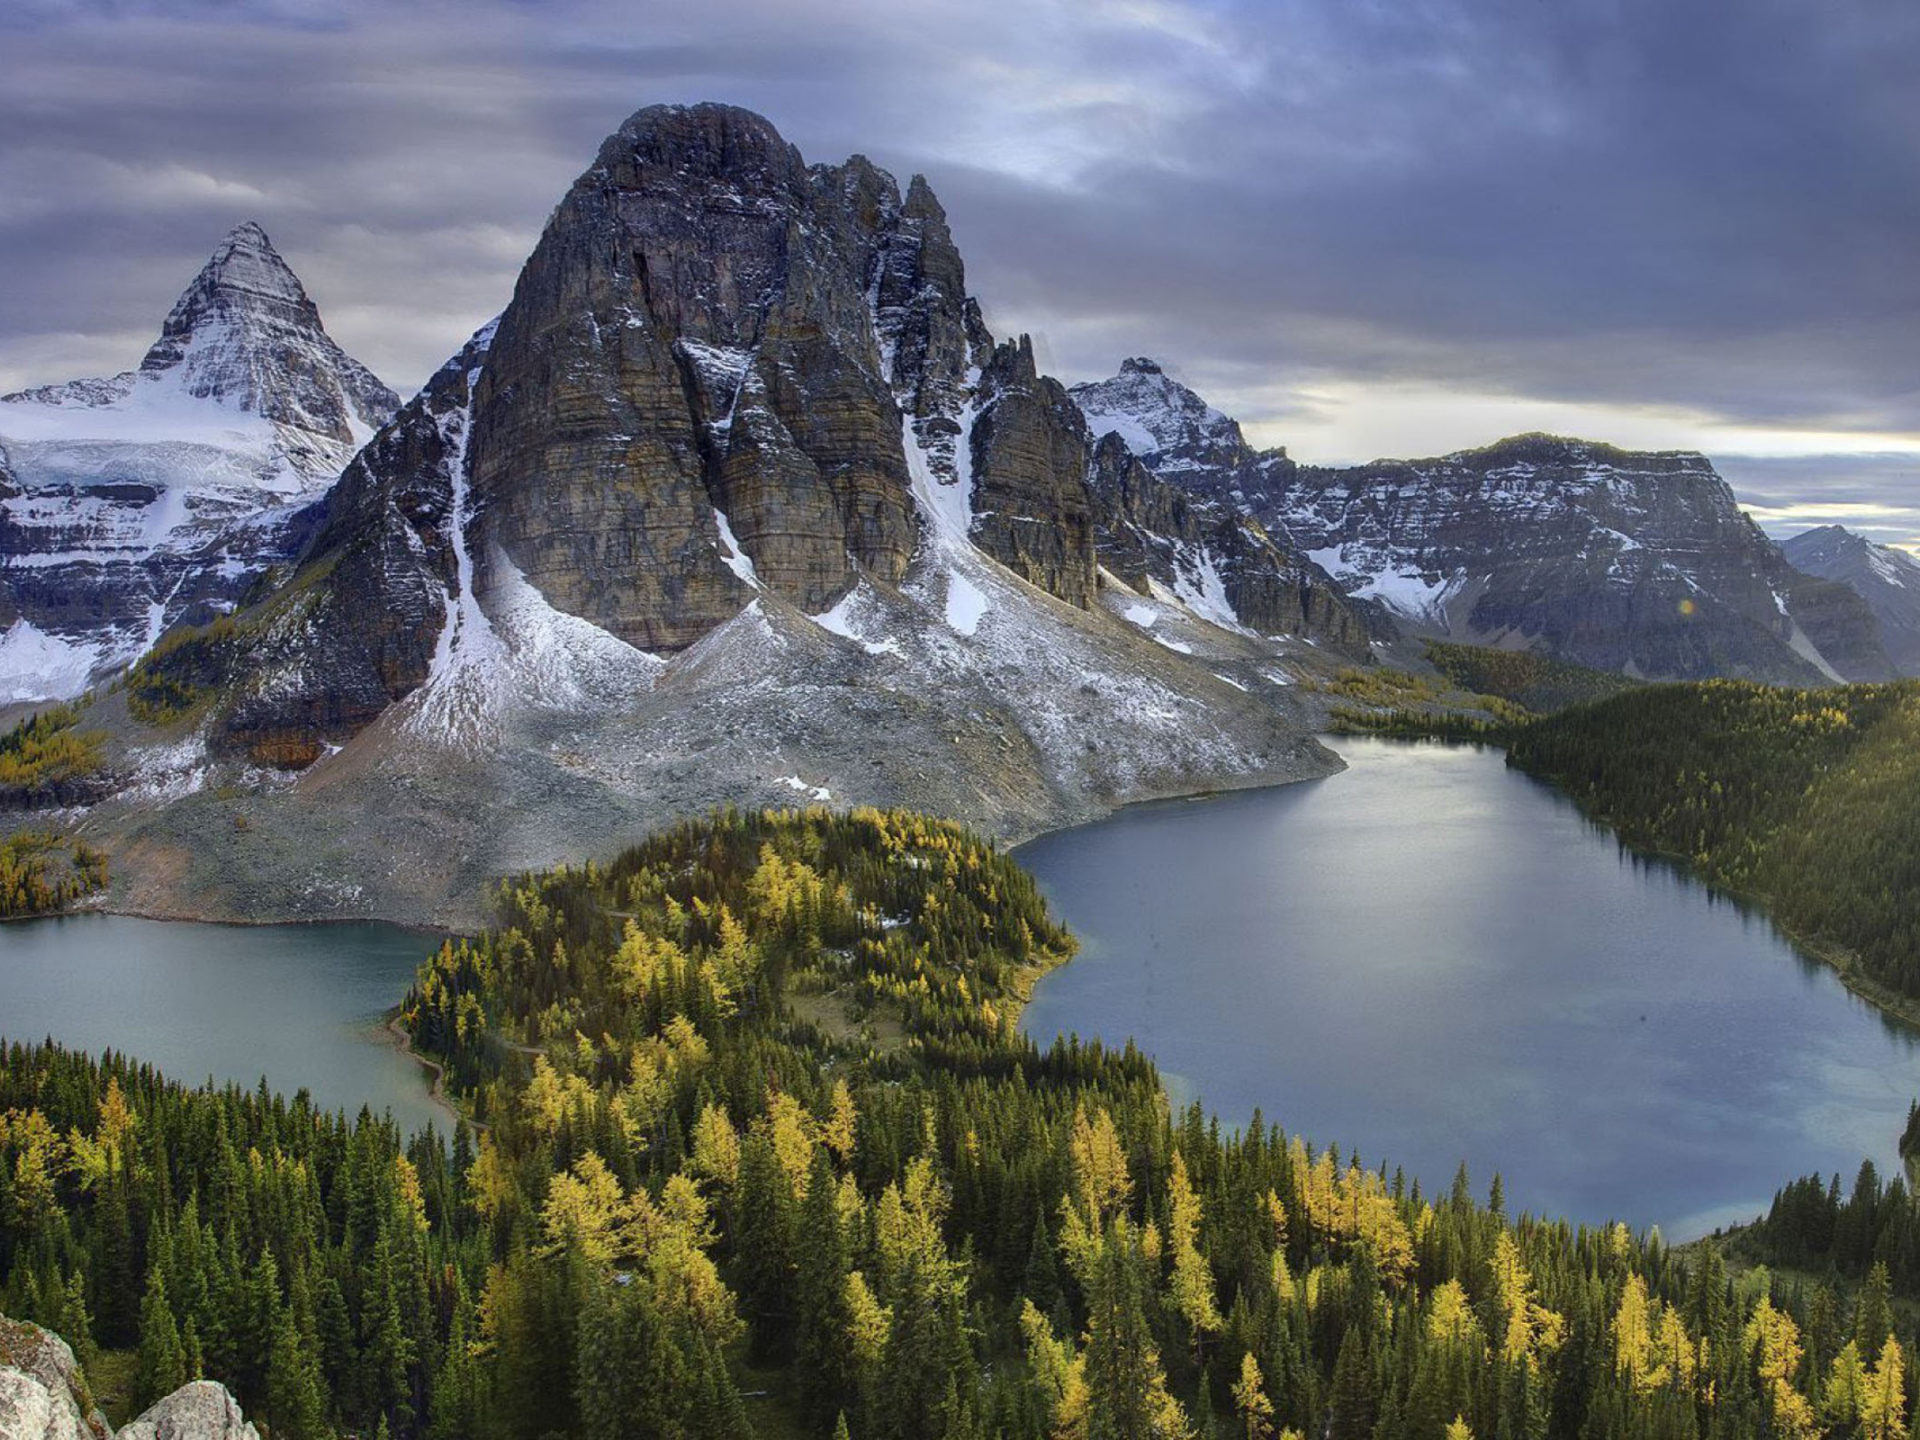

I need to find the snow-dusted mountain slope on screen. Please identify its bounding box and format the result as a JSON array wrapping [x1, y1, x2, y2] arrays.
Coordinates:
[[1783, 525, 1920, 676], [0, 223, 399, 703], [1068, 358, 1889, 684]]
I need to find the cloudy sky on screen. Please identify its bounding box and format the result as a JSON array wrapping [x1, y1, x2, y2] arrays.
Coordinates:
[[3, 0, 1916, 541]]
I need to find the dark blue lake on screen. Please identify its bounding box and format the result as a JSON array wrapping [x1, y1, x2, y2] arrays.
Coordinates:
[[1018, 736, 1920, 1239], [1, 915, 448, 1134]]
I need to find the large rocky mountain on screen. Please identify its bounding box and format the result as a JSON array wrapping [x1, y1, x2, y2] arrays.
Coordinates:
[[69, 104, 1360, 924], [0, 223, 399, 704], [1783, 525, 1920, 675], [1072, 362, 1890, 684]]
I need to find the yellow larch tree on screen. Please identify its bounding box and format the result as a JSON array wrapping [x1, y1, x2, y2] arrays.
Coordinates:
[[1862, 1335, 1910, 1440], [820, 1077, 858, 1163], [537, 1151, 627, 1263], [1745, 1296, 1819, 1440], [1612, 1274, 1660, 1391], [1828, 1340, 1867, 1430], [1428, 1279, 1482, 1353], [1490, 1232, 1565, 1364], [688, 1102, 741, 1187], [1022, 1300, 1090, 1440], [758, 1089, 815, 1197], [1231, 1351, 1275, 1440], [1166, 1152, 1222, 1346]]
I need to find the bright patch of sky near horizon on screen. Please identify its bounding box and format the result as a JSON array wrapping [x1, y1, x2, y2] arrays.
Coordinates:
[[0, 0, 1915, 540]]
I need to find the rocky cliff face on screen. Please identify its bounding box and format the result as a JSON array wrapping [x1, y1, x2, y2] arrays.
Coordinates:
[[1089, 434, 1369, 655], [471, 107, 917, 649], [969, 337, 1098, 607], [192, 329, 484, 767], [1073, 358, 1889, 685], [0, 224, 399, 703], [1784, 525, 1920, 676]]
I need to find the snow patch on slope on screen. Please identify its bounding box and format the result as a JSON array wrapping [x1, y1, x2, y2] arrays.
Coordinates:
[[778, 775, 833, 802], [1781, 622, 1845, 684], [1169, 544, 1247, 633], [712, 507, 762, 587], [944, 571, 988, 636], [0, 620, 106, 705], [903, 408, 976, 545], [399, 329, 662, 751], [811, 584, 901, 655]]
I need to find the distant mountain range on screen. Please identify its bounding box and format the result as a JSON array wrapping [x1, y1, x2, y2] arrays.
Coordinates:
[[0, 101, 1909, 923], [1070, 359, 1892, 686]]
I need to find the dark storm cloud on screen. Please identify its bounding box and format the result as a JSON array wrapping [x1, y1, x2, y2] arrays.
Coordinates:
[[0, 0, 1915, 467]]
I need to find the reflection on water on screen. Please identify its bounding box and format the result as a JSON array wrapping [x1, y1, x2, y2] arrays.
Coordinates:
[[1, 914, 448, 1134], [1018, 737, 1920, 1239]]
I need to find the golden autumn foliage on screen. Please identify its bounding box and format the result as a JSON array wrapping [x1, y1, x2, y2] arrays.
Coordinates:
[[1231, 1352, 1275, 1440], [1166, 1152, 1222, 1341], [1745, 1297, 1820, 1440]]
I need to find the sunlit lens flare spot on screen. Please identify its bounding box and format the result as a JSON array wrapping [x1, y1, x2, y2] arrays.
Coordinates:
[[1677, 598, 1697, 617]]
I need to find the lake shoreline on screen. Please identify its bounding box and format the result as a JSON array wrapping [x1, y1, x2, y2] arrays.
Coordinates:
[[66, 740, 1349, 930], [381, 1009, 468, 1132]]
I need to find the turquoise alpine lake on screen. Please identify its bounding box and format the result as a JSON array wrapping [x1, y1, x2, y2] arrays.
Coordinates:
[[0, 915, 448, 1135], [1018, 736, 1920, 1240]]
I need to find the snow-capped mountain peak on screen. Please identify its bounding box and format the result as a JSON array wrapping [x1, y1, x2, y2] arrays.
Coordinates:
[[138, 221, 397, 443], [1069, 356, 1259, 479], [0, 223, 401, 703]]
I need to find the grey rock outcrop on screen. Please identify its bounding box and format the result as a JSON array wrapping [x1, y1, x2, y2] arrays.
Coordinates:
[[0, 1315, 260, 1440], [116, 1383, 259, 1440], [1784, 525, 1920, 676], [0, 1317, 105, 1440]]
